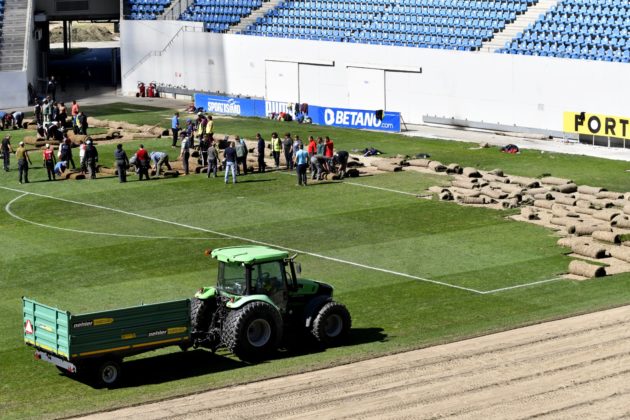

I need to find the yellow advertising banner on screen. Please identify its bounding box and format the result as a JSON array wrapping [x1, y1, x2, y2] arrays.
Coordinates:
[[563, 111, 630, 140]]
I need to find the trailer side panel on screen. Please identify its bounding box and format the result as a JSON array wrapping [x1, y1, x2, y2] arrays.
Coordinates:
[[69, 299, 191, 358]]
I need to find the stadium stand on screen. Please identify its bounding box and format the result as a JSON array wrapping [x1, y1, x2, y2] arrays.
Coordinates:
[[127, 0, 172, 20], [1, 0, 5, 35], [0, 0, 27, 71], [179, 0, 264, 33], [241, 0, 538, 50], [497, 0, 630, 62]]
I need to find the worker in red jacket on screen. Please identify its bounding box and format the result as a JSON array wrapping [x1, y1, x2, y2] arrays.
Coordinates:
[[42, 144, 56, 181], [135, 144, 150, 181], [306, 136, 318, 175], [324, 136, 334, 158]]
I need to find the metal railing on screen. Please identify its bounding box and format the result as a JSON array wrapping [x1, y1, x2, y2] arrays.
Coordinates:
[[122, 25, 201, 79]]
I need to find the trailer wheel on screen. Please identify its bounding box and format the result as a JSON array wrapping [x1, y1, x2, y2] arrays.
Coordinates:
[[222, 302, 283, 362], [96, 359, 122, 387], [311, 301, 351, 346]]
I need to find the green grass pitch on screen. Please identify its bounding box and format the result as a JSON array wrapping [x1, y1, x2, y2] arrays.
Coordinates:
[[1, 104, 630, 418]]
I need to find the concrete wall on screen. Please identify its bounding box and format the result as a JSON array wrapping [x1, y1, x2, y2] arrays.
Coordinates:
[[0, 72, 28, 109], [121, 20, 630, 132]]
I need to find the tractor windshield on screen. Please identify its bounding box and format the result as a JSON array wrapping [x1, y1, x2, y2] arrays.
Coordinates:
[[217, 262, 247, 295]]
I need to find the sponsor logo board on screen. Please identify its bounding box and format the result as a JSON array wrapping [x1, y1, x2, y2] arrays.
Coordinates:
[[313, 106, 400, 132], [194, 93, 400, 132], [563, 111, 630, 139]]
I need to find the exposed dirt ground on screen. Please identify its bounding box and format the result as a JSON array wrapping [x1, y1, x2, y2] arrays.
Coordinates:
[[80, 305, 630, 420], [49, 22, 118, 44]]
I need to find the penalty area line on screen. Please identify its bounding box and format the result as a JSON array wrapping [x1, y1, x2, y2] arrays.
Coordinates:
[[0, 186, 482, 295], [343, 181, 422, 197], [479, 277, 564, 294], [0, 186, 561, 295]]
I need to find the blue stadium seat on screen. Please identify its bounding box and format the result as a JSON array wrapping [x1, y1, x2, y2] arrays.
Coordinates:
[[500, 0, 630, 62], [238, 0, 539, 50], [124, 0, 172, 20]]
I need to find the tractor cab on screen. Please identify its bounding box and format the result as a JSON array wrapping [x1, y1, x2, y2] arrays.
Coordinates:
[[212, 246, 299, 312]]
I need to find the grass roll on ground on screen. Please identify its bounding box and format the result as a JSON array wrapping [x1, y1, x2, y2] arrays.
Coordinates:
[[568, 260, 606, 278]]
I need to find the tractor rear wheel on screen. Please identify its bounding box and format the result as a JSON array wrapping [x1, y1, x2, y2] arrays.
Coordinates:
[[222, 301, 283, 362], [311, 301, 351, 346]]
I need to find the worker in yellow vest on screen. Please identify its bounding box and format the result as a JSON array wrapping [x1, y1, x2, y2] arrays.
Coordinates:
[[271, 132, 281, 169]]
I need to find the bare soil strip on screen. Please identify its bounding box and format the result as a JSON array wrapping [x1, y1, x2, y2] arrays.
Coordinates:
[[79, 305, 630, 420]]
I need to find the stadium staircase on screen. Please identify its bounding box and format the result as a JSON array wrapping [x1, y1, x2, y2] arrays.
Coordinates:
[[481, 0, 560, 52], [231, 0, 283, 34], [160, 0, 194, 20], [0, 0, 27, 71]]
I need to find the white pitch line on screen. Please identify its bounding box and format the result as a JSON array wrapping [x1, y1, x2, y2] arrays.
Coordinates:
[[338, 181, 563, 293], [479, 277, 563, 294], [0, 186, 482, 294], [5, 194, 230, 241], [277, 170, 422, 197], [0, 186, 563, 295], [343, 181, 422, 196]]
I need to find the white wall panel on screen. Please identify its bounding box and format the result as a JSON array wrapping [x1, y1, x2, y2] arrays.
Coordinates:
[[385, 71, 422, 121], [265, 61, 298, 102], [120, 21, 630, 132], [347, 67, 384, 110]]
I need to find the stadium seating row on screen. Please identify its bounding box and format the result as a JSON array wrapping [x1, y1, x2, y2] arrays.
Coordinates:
[[195, 0, 260, 5], [178, 0, 263, 32], [517, 31, 630, 46], [130, 4, 165, 13], [243, 0, 536, 49], [126, 0, 172, 20], [265, 15, 501, 33], [255, 21, 493, 39], [122, 0, 630, 64], [205, 22, 231, 31], [272, 7, 517, 23], [181, 13, 242, 24], [529, 22, 630, 36], [498, 44, 630, 62], [187, 6, 252, 16], [127, 0, 169, 4], [497, 0, 630, 63], [249, 29, 483, 49], [128, 13, 158, 20]]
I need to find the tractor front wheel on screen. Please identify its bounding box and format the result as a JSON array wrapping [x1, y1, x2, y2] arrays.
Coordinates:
[[311, 301, 351, 346], [222, 302, 283, 362]]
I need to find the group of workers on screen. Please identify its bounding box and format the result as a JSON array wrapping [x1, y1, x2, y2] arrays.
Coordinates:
[[1, 133, 349, 187], [1, 104, 350, 186], [266, 132, 349, 185]]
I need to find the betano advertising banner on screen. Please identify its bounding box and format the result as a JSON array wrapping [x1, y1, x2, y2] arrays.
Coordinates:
[[563, 111, 630, 140], [309, 105, 400, 132], [194, 93, 401, 132]]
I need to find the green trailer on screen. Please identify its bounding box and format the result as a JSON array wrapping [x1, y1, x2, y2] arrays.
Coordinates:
[[22, 297, 191, 386], [22, 246, 352, 387]]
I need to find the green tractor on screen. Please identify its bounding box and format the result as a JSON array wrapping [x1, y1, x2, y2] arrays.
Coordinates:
[[190, 246, 352, 361]]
